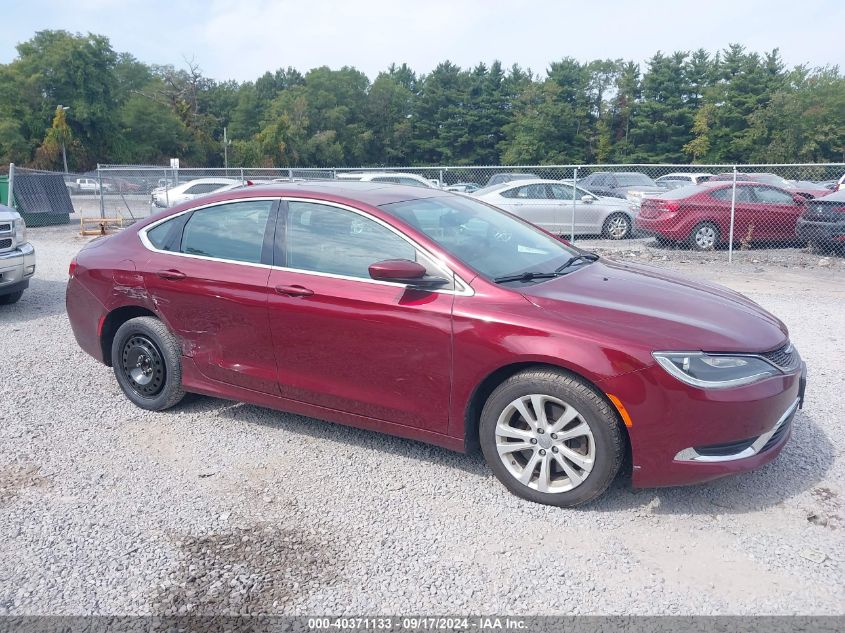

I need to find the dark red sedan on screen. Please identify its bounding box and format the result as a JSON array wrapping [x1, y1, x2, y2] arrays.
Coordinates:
[[66, 182, 806, 506], [636, 181, 807, 250]]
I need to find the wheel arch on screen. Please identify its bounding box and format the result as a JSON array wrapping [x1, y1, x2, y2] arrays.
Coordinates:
[[99, 305, 160, 366], [463, 361, 631, 457]]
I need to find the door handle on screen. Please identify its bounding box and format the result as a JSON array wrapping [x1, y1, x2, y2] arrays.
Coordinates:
[[156, 269, 186, 280], [275, 284, 314, 297]]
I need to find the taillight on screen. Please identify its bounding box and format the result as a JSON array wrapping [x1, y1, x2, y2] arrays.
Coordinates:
[[664, 200, 680, 212], [68, 258, 78, 278]]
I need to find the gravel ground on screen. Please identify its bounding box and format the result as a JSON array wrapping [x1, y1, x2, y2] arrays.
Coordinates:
[[0, 224, 843, 616]]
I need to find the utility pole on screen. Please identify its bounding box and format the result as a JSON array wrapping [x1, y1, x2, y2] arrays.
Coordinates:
[[223, 127, 231, 173], [57, 105, 70, 173]]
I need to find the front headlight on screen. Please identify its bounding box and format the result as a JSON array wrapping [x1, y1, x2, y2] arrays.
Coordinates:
[[13, 217, 26, 244], [653, 352, 780, 389]]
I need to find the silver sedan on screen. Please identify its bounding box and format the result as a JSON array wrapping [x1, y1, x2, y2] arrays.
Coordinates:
[[473, 179, 638, 239]]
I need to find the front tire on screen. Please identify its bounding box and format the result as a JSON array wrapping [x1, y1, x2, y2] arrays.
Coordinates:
[[111, 316, 185, 411], [479, 369, 625, 507], [603, 213, 632, 240], [0, 290, 23, 305]]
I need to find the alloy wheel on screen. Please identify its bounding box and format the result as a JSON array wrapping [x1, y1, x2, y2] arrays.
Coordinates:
[[606, 215, 630, 239], [495, 394, 595, 493]]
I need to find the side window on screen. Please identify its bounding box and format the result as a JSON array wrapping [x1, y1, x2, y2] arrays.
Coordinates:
[[180, 200, 273, 263], [398, 177, 425, 187], [145, 217, 183, 252], [184, 183, 224, 195], [503, 184, 547, 199], [285, 202, 445, 283], [371, 176, 401, 184], [591, 174, 607, 186], [548, 184, 578, 200], [753, 187, 794, 204], [710, 186, 754, 203]]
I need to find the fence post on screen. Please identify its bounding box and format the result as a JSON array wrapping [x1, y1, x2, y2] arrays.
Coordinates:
[[728, 165, 737, 263], [97, 163, 105, 219], [571, 167, 578, 243], [240, 168, 245, 186], [288, 168, 293, 182], [164, 169, 169, 208], [439, 169, 444, 188], [7, 163, 14, 209]]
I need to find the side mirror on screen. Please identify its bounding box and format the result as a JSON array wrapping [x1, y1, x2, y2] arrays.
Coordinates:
[[368, 259, 448, 288], [581, 195, 594, 203]]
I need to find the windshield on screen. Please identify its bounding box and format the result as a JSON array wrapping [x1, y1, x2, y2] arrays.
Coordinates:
[[381, 196, 579, 280], [615, 173, 656, 187]]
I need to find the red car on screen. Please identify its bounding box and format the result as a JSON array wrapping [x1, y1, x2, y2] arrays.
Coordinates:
[[66, 183, 806, 507], [708, 172, 829, 200], [636, 181, 807, 250]]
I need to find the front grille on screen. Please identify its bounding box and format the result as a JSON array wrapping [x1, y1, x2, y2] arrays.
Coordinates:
[[0, 223, 10, 232], [0, 238, 12, 250], [761, 342, 799, 370]]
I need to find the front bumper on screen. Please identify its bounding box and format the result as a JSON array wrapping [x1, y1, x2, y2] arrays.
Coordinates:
[[796, 217, 845, 243], [0, 243, 36, 295], [602, 358, 804, 488]]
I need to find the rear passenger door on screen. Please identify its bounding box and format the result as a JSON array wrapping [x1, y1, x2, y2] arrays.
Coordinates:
[[140, 198, 280, 394]]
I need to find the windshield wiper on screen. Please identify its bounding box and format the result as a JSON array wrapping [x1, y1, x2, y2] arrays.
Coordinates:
[[555, 252, 599, 273], [494, 253, 600, 284], [493, 271, 563, 284]]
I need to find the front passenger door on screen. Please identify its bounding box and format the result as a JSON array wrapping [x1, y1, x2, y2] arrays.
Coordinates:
[[266, 200, 454, 433]]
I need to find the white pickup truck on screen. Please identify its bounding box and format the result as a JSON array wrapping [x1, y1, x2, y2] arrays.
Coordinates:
[[66, 178, 112, 194], [0, 204, 36, 305]]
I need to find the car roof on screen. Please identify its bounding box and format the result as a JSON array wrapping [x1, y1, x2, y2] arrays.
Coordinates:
[[196, 180, 452, 207], [657, 172, 713, 178], [178, 177, 239, 186]]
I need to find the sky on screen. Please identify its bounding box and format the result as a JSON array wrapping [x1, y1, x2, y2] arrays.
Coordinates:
[[2, 0, 843, 81]]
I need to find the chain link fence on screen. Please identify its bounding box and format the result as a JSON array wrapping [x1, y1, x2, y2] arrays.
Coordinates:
[[10, 162, 845, 259]]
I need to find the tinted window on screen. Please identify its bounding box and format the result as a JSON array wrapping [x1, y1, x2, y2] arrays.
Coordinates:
[[181, 200, 273, 263], [382, 196, 578, 280], [184, 183, 226, 195], [753, 187, 795, 204], [398, 177, 428, 187], [710, 186, 754, 202], [614, 173, 655, 186], [286, 202, 435, 281], [548, 184, 588, 200], [370, 176, 401, 184], [146, 217, 181, 251], [500, 184, 548, 199]]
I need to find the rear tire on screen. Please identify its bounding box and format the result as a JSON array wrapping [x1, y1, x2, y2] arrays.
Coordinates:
[[0, 290, 23, 305], [690, 221, 720, 251], [603, 213, 632, 240], [111, 316, 185, 411], [479, 369, 625, 507]]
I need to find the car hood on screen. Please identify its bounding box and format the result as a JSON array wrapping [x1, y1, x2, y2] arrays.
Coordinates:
[[520, 259, 788, 353]]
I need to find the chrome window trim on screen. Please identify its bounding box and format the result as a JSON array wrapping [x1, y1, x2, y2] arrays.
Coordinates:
[[674, 397, 799, 463], [138, 197, 473, 296], [280, 197, 473, 296]]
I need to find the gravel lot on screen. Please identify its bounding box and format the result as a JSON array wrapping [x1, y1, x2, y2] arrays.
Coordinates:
[[1, 224, 843, 616]]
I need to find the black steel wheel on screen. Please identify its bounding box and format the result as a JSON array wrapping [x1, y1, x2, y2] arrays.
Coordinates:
[[111, 316, 185, 411], [121, 335, 166, 398]]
